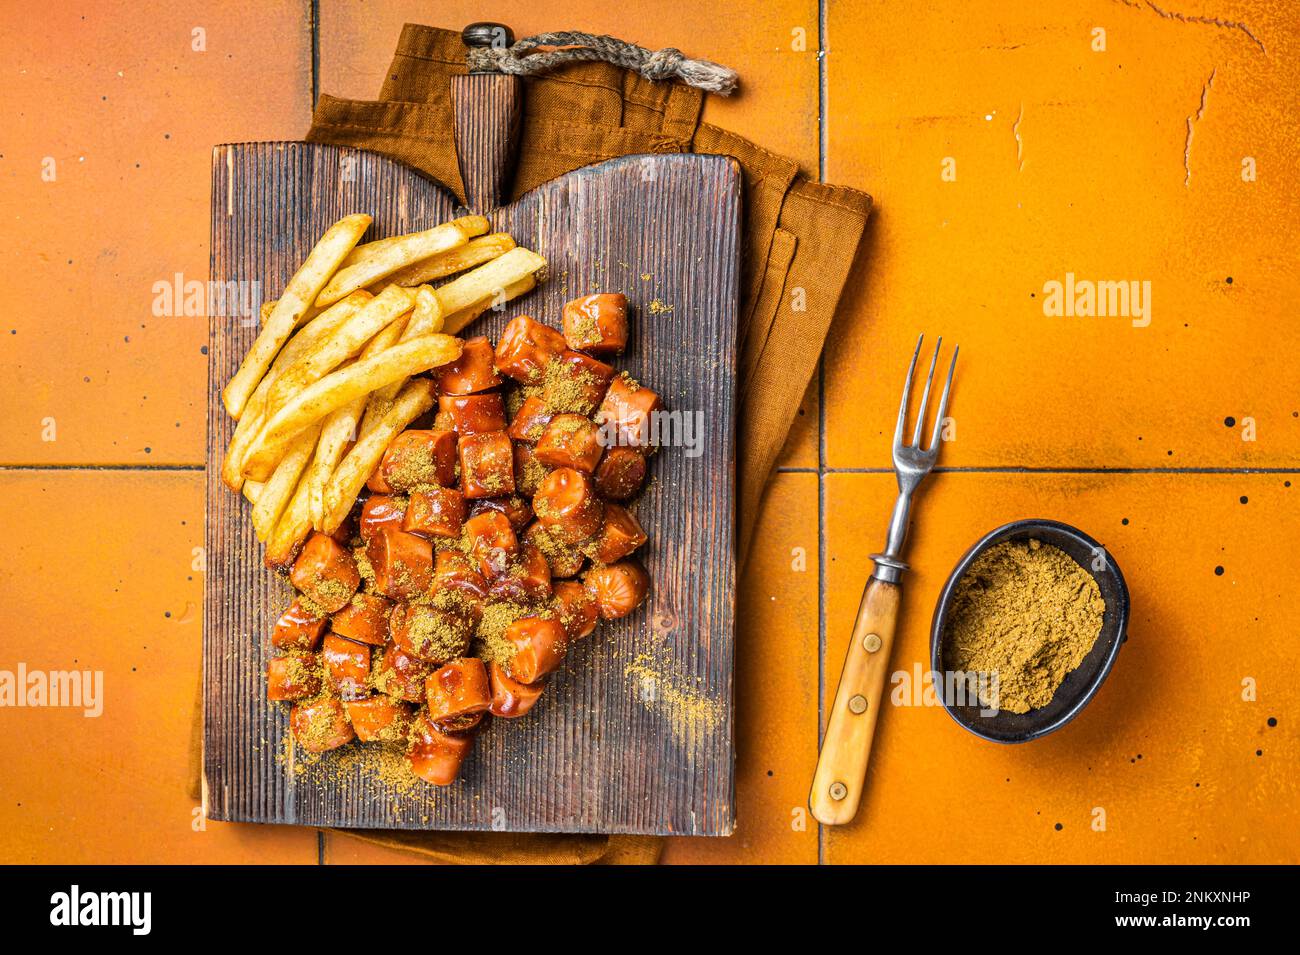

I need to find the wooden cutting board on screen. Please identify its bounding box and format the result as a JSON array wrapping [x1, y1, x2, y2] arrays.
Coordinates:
[[203, 140, 740, 834]]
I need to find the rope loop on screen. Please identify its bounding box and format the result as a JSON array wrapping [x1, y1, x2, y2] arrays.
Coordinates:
[[466, 30, 738, 95]]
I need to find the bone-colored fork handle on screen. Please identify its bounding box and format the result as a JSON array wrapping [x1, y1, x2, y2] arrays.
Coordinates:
[[809, 577, 900, 826]]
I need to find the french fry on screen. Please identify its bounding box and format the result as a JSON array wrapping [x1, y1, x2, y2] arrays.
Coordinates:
[[242, 479, 263, 504], [321, 379, 437, 534], [220, 291, 371, 491], [315, 222, 469, 307], [434, 247, 547, 325], [241, 334, 463, 481], [260, 298, 324, 327], [264, 284, 416, 417], [265, 470, 314, 570], [443, 275, 536, 335], [306, 397, 366, 529], [358, 285, 444, 438], [410, 284, 444, 335], [341, 215, 490, 269], [250, 422, 321, 541], [301, 317, 408, 528], [383, 233, 516, 288], [222, 213, 371, 418]]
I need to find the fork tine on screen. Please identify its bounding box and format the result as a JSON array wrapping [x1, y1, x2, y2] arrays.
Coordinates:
[[927, 345, 959, 453], [911, 337, 942, 447], [894, 335, 923, 447]]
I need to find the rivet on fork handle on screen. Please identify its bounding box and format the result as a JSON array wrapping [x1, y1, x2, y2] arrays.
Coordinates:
[[809, 335, 958, 827]]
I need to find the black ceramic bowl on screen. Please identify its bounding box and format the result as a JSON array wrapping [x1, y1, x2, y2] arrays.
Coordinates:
[[930, 519, 1129, 743]]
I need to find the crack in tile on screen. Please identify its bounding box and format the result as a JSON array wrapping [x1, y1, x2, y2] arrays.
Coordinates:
[[1113, 0, 1267, 54], [1183, 67, 1216, 188], [1012, 103, 1025, 172]]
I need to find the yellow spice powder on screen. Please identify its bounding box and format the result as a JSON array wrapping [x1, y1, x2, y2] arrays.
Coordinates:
[[942, 538, 1106, 714]]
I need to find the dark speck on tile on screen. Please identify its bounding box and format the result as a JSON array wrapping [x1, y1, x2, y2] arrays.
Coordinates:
[[1224, 416, 1235, 427], [1268, 717, 1277, 727], [1214, 565, 1224, 576]]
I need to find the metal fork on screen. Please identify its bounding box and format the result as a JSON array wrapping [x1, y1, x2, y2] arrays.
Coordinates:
[[809, 335, 958, 826]]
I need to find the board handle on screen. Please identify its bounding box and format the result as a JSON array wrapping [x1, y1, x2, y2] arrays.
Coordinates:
[[809, 577, 901, 825], [451, 22, 524, 213]]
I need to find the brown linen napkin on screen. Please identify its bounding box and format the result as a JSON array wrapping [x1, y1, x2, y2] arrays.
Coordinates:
[[193, 24, 871, 866]]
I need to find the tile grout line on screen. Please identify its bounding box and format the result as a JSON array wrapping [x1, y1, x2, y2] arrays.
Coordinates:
[[310, 0, 321, 108], [816, 0, 828, 868], [780, 465, 1300, 475], [0, 464, 205, 472]]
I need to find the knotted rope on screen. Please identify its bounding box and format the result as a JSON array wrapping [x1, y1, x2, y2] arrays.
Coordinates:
[[466, 30, 739, 95]]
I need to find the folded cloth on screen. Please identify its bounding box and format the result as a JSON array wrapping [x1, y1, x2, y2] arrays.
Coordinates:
[[194, 23, 871, 866]]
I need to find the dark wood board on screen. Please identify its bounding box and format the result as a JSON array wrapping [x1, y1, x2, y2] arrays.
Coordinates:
[[205, 142, 739, 835]]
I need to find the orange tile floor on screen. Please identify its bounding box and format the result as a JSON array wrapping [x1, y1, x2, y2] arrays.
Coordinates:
[[1, 1, 1294, 864]]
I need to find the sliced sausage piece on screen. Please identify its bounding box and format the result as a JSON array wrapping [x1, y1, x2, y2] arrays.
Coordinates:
[[375, 642, 433, 702], [289, 697, 356, 753], [345, 696, 414, 743], [322, 633, 370, 697], [507, 395, 554, 443], [493, 315, 567, 383], [534, 413, 604, 474], [267, 653, 322, 701], [524, 522, 585, 578], [488, 542, 552, 603], [424, 657, 492, 722], [533, 467, 603, 544], [553, 580, 599, 640], [489, 662, 546, 718], [271, 599, 327, 651], [366, 525, 433, 600], [380, 429, 458, 490], [435, 711, 484, 734], [513, 441, 549, 497], [439, 394, 506, 436], [366, 462, 393, 494], [596, 374, 662, 451], [463, 509, 519, 578], [290, 532, 361, 613], [359, 494, 407, 542], [435, 335, 502, 395], [403, 485, 466, 540], [504, 616, 569, 684], [329, 593, 392, 646], [584, 559, 650, 620], [590, 503, 648, 564], [562, 293, 628, 355], [469, 494, 533, 533], [542, 350, 615, 415], [459, 430, 516, 499], [432, 549, 487, 600], [390, 601, 475, 665], [594, 446, 647, 501], [406, 713, 476, 786]]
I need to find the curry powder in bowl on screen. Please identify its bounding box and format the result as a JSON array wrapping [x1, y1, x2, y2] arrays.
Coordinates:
[[930, 520, 1129, 743]]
